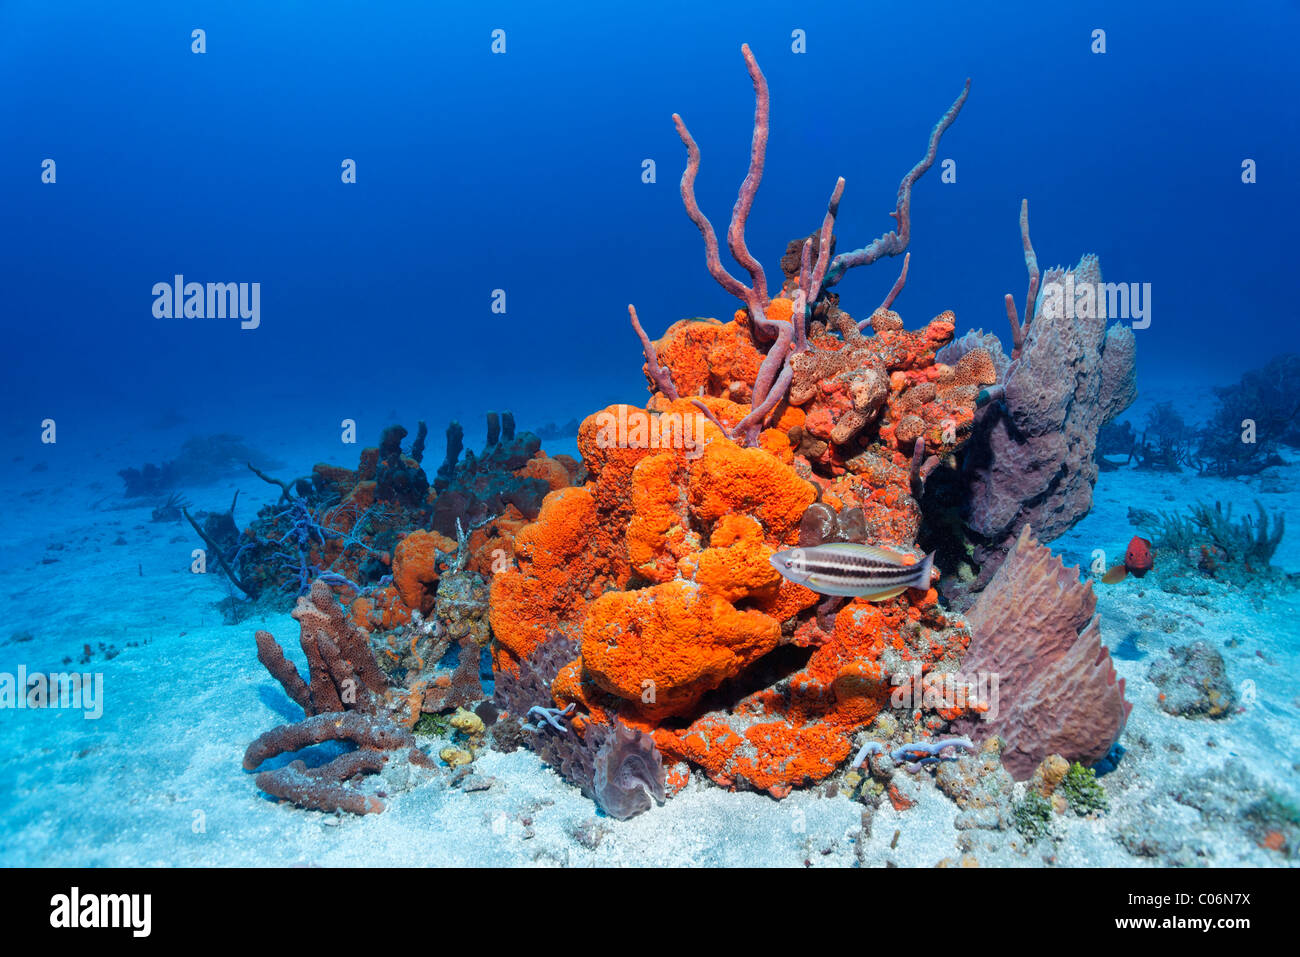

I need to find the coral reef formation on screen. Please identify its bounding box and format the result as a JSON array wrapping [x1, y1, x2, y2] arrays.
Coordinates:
[[953, 526, 1131, 779], [192, 416, 573, 606], [244, 566, 501, 813], [193, 424, 438, 603], [234, 45, 1139, 824], [491, 46, 991, 799], [1196, 353, 1299, 476], [244, 581, 440, 813], [429, 411, 571, 537], [236, 415, 586, 812], [119, 433, 281, 497]]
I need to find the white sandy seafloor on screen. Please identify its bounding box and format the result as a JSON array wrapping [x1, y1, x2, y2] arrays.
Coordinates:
[[1, 380, 1297, 868]]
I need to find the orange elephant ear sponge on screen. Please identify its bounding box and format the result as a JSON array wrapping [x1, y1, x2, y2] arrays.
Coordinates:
[[391, 529, 457, 613], [477, 54, 998, 798], [489, 485, 605, 666], [488, 365, 980, 795], [652, 316, 764, 402], [687, 440, 815, 545], [693, 514, 782, 603], [580, 579, 782, 723], [625, 452, 694, 584]]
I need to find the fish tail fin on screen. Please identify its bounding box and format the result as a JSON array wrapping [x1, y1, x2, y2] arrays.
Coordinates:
[[915, 551, 936, 590]]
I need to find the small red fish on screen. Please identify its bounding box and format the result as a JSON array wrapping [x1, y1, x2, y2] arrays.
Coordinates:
[[1102, 536, 1154, 583]]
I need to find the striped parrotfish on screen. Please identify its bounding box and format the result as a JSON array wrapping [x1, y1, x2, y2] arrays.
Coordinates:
[[769, 543, 935, 600]]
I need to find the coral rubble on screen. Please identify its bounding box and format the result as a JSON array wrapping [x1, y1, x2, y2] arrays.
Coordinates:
[[1148, 641, 1236, 719]]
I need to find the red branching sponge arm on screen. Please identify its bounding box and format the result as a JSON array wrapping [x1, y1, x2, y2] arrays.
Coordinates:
[[733, 353, 794, 442], [1006, 198, 1040, 360], [727, 43, 771, 307], [673, 110, 767, 323], [879, 251, 910, 312], [628, 304, 679, 400], [806, 177, 845, 307], [824, 78, 971, 287], [673, 44, 787, 332], [854, 251, 912, 332], [793, 238, 813, 350], [1020, 198, 1040, 324], [1004, 293, 1024, 359], [690, 399, 731, 435], [735, 295, 800, 441]]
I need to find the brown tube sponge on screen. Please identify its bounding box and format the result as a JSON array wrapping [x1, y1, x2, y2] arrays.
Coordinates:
[[243, 710, 420, 771], [255, 753, 389, 815], [290, 580, 390, 715], [243, 710, 434, 815], [254, 629, 311, 712]]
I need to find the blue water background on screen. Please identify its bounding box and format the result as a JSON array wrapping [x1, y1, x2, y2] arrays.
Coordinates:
[[2, 0, 1296, 458]]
